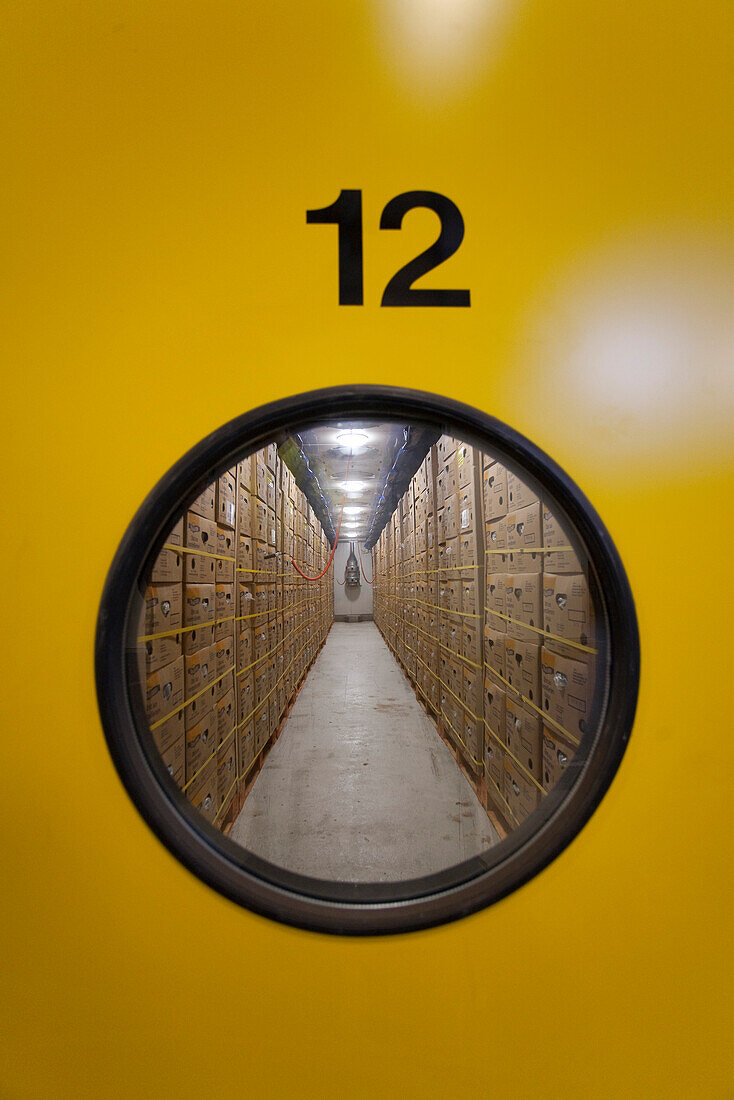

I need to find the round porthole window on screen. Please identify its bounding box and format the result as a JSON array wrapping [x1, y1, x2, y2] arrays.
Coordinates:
[[96, 386, 639, 934]]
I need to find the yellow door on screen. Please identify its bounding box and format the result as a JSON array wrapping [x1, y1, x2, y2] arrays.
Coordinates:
[[2, 2, 731, 1096]]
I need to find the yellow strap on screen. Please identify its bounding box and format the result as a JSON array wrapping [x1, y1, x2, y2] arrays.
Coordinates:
[[183, 718, 238, 794], [150, 663, 236, 730], [138, 614, 236, 643], [237, 624, 299, 677], [483, 606, 598, 655], [164, 542, 234, 563], [438, 678, 481, 725], [482, 721, 545, 794], [377, 593, 481, 621], [412, 623, 482, 670], [485, 770, 519, 825], [483, 662, 581, 748], [212, 774, 239, 822], [440, 709, 484, 769]]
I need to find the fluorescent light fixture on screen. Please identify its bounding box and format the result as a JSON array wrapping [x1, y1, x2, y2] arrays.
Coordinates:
[[343, 506, 364, 515], [342, 481, 365, 494], [336, 428, 369, 453]]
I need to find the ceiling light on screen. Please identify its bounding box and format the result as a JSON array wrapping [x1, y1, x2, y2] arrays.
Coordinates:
[[343, 506, 363, 515], [342, 481, 365, 493], [336, 429, 369, 453]]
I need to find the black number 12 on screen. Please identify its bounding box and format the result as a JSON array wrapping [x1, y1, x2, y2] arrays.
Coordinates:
[[306, 189, 470, 307]]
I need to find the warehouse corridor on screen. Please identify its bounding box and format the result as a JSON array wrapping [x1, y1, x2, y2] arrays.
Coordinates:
[[230, 622, 499, 881]]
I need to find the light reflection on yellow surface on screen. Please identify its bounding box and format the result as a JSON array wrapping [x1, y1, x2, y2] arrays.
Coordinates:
[[515, 235, 734, 471], [374, 0, 512, 92]]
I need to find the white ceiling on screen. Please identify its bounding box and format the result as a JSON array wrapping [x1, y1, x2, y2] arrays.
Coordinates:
[[296, 421, 406, 540]]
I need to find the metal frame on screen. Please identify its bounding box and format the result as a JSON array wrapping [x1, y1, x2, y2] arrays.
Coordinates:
[[95, 385, 640, 936]]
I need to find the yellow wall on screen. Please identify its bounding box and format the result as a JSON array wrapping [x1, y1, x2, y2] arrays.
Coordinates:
[[2, 2, 731, 1095]]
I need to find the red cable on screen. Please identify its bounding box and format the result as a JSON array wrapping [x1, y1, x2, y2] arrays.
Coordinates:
[[290, 453, 351, 582], [356, 539, 373, 584]]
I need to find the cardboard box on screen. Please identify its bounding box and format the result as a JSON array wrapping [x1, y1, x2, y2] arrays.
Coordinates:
[[504, 757, 541, 824], [144, 583, 182, 636], [216, 735, 238, 803], [504, 638, 541, 705], [238, 486, 252, 536], [483, 462, 508, 520], [237, 720, 255, 778], [151, 518, 184, 584], [215, 582, 234, 626], [542, 505, 584, 574], [185, 708, 216, 781], [456, 442, 477, 488], [541, 648, 593, 742], [506, 469, 539, 510], [214, 633, 234, 678], [443, 493, 459, 540], [160, 730, 185, 787], [505, 573, 543, 644], [255, 459, 267, 503], [485, 517, 509, 571], [184, 681, 217, 731], [216, 469, 236, 529], [182, 624, 214, 654], [542, 726, 577, 792], [145, 655, 184, 725], [183, 549, 216, 584], [144, 633, 182, 675], [215, 524, 235, 581], [253, 703, 270, 752], [237, 580, 255, 619], [458, 481, 479, 534], [266, 468, 276, 511], [189, 483, 216, 521], [462, 664, 482, 719], [184, 643, 215, 699], [184, 584, 215, 628], [437, 435, 458, 464], [460, 577, 479, 617], [253, 499, 268, 541], [215, 688, 235, 745], [152, 706, 185, 757], [463, 708, 483, 762], [459, 531, 481, 568], [237, 670, 255, 726], [483, 677, 506, 742], [505, 696, 542, 779], [186, 756, 219, 824], [484, 628, 506, 681], [484, 735, 505, 800], [214, 667, 234, 705], [462, 619, 482, 665], [238, 456, 254, 493], [185, 511, 217, 555], [485, 573, 508, 633], [543, 573, 595, 652], [507, 501, 543, 574]]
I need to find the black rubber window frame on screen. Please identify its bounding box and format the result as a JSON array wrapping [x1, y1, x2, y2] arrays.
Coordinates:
[[95, 385, 639, 936]]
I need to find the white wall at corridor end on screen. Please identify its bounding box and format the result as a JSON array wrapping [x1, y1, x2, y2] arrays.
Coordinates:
[[333, 540, 373, 618]]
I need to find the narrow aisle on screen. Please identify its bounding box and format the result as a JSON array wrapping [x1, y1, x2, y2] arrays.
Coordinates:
[[230, 622, 500, 881]]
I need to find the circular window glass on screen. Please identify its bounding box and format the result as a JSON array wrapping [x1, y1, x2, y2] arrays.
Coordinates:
[[96, 386, 639, 934]]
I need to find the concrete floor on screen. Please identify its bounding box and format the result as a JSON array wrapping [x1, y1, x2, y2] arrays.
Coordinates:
[[230, 622, 500, 881]]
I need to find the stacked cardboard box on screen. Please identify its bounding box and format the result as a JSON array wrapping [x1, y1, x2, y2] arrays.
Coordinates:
[[374, 436, 597, 833], [374, 437, 485, 780], [140, 445, 334, 832]]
